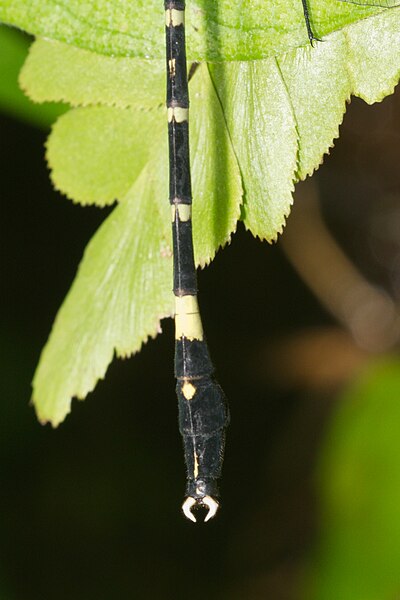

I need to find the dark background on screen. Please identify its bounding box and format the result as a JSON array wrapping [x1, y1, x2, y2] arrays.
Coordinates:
[[1, 59, 399, 599]]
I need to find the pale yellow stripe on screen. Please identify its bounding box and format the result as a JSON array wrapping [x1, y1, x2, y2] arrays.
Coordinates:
[[167, 107, 189, 123], [177, 204, 191, 221], [175, 295, 204, 341], [171, 204, 191, 222], [182, 381, 196, 400], [168, 58, 176, 77], [165, 8, 185, 27], [193, 452, 199, 477]]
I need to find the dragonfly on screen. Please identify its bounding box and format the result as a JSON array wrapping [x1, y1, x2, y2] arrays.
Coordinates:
[[164, 0, 399, 523]]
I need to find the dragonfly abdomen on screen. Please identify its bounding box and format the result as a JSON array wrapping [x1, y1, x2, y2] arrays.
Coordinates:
[[165, 0, 229, 523]]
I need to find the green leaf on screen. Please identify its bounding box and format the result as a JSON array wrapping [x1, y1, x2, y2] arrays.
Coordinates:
[[305, 360, 400, 600], [344, 8, 400, 103], [32, 64, 242, 424], [209, 8, 400, 239], [20, 40, 165, 109], [46, 106, 165, 206], [283, 9, 400, 175], [210, 60, 298, 240], [189, 65, 243, 266], [0, 25, 65, 126], [0, 0, 387, 61], [45, 63, 242, 260], [33, 160, 173, 426]]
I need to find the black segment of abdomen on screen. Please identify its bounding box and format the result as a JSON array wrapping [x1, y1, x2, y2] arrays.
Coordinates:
[[177, 375, 230, 499], [168, 121, 191, 202], [166, 23, 189, 108], [172, 217, 197, 295], [175, 338, 214, 379]]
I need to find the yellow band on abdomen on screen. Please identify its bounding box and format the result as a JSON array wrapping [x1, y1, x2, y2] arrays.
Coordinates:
[[165, 8, 184, 27], [175, 295, 204, 341]]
